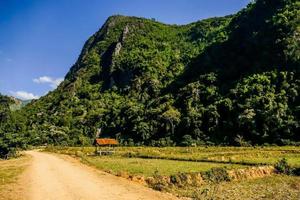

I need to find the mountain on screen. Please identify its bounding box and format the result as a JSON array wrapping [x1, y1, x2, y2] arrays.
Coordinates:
[[20, 0, 300, 146], [178, 0, 300, 84]]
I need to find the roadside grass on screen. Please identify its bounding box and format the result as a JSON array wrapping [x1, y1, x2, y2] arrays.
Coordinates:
[[0, 155, 29, 193]]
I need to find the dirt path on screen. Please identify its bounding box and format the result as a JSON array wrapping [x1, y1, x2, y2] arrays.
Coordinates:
[[23, 151, 178, 200]]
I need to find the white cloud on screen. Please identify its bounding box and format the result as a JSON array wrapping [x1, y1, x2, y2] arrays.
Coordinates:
[[10, 91, 39, 100], [33, 76, 52, 83], [33, 76, 64, 89]]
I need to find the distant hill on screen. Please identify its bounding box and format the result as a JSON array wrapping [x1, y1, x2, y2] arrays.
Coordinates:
[[19, 0, 299, 146], [8, 97, 31, 111]]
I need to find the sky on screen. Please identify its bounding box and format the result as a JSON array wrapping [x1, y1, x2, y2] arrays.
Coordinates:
[[0, 0, 250, 100]]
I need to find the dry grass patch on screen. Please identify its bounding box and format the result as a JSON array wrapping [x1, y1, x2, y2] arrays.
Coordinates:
[[0, 155, 30, 200], [215, 175, 300, 200], [166, 175, 300, 200]]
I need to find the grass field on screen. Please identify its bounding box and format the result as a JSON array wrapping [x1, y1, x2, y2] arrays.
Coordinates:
[[0, 156, 28, 187], [46, 146, 300, 166], [45, 146, 300, 199], [80, 156, 243, 177]]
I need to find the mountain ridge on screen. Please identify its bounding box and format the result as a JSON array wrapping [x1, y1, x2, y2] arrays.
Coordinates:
[[8, 0, 300, 148]]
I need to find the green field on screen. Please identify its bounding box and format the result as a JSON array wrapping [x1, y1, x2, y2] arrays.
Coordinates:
[[46, 146, 300, 167], [80, 156, 243, 177]]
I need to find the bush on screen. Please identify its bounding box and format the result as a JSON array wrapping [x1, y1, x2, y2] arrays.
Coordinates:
[[293, 167, 300, 176], [0, 145, 17, 159], [234, 135, 252, 147], [170, 173, 191, 186], [180, 135, 195, 147], [202, 167, 230, 183], [274, 158, 293, 175], [280, 139, 300, 146], [149, 137, 175, 147]]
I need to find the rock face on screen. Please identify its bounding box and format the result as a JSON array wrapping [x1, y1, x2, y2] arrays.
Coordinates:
[[21, 0, 300, 146]]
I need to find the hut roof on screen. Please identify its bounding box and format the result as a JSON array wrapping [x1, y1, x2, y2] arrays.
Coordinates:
[[95, 138, 118, 146]]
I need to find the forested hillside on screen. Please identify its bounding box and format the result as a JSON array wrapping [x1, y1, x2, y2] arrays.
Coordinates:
[[1, 0, 299, 154], [0, 94, 26, 158]]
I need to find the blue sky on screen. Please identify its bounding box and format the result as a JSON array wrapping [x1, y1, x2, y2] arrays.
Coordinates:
[[0, 0, 250, 100]]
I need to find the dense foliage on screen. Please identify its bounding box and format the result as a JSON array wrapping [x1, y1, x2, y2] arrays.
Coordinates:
[[1, 0, 299, 155], [0, 95, 27, 158]]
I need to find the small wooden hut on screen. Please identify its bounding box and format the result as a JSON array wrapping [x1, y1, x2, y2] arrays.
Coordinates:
[[93, 128, 119, 155], [94, 138, 118, 155], [94, 138, 118, 146]]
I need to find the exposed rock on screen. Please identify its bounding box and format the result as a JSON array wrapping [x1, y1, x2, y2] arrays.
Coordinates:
[[122, 25, 130, 42], [130, 175, 146, 184], [145, 177, 156, 185], [113, 42, 122, 57], [116, 171, 129, 179]]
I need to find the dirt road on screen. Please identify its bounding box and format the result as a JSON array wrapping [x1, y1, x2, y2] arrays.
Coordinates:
[[23, 151, 178, 200]]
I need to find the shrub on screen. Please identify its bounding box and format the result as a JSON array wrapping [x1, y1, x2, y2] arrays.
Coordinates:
[[149, 137, 175, 147], [170, 173, 191, 187], [0, 145, 18, 159], [234, 135, 252, 147], [149, 170, 170, 191], [180, 135, 195, 147], [280, 139, 300, 146], [274, 158, 293, 175], [202, 167, 230, 183], [292, 167, 300, 176]]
